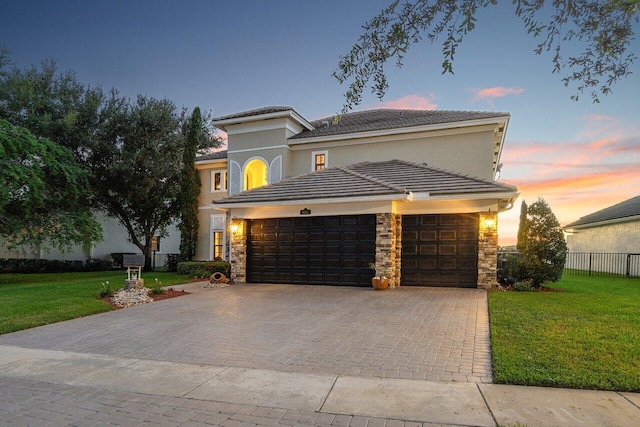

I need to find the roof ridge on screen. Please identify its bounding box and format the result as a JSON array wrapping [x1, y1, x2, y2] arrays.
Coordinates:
[[339, 163, 407, 194]]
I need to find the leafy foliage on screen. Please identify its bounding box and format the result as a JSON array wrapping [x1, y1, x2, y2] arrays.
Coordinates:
[[179, 107, 203, 261], [0, 120, 102, 250], [334, 0, 639, 111], [516, 200, 528, 252], [518, 197, 567, 287], [0, 51, 221, 270]]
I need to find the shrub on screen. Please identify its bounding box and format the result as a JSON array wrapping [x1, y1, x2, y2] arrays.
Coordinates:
[[149, 278, 165, 295], [99, 281, 114, 297], [176, 261, 231, 277], [165, 253, 183, 272], [0, 258, 112, 274], [517, 198, 567, 287], [503, 254, 520, 279]]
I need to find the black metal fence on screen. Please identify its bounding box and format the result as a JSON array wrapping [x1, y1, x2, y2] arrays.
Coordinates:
[[497, 252, 640, 278], [564, 252, 640, 278]]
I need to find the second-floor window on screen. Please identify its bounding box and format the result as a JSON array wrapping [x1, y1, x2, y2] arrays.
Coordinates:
[[212, 171, 227, 192], [313, 151, 327, 171]]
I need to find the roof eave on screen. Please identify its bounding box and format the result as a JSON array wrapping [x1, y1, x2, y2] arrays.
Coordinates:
[[288, 115, 511, 145], [195, 158, 227, 167], [213, 109, 314, 132], [564, 214, 640, 231], [213, 192, 408, 209], [412, 191, 519, 211]]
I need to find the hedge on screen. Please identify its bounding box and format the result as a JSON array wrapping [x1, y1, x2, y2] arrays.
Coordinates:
[[0, 258, 112, 274], [176, 261, 231, 278]]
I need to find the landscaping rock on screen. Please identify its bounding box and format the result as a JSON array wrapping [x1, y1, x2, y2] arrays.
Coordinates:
[[111, 288, 153, 308]]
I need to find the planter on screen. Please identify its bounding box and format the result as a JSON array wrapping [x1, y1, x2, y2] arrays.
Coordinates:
[[371, 277, 389, 291]]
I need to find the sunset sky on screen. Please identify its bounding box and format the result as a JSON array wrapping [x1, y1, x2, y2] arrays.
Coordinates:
[[2, 0, 639, 245]]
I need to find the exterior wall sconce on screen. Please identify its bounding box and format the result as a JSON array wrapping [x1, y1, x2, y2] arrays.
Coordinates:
[[484, 210, 496, 229], [230, 217, 241, 236]]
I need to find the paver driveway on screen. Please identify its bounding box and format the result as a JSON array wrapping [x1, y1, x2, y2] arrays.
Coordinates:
[[0, 283, 492, 383]]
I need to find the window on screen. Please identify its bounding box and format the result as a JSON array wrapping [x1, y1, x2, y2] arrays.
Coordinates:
[[211, 171, 227, 192], [244, 159, 268, 190], [210, 215, 226, 260], [212, 231, 224, 260], [312, 151, 328, 171]]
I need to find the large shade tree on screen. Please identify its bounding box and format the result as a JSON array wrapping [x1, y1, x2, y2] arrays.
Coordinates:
[[0, 120, 101, 251], [0, 50, 220, 269], [334, 0, 640, 111]]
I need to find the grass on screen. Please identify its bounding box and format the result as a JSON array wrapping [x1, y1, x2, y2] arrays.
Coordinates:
[[489, 275, 640, 392], [0, 271, 192, 335]]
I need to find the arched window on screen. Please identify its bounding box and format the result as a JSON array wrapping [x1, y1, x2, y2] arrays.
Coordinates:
[[244, 158, 268, 190]]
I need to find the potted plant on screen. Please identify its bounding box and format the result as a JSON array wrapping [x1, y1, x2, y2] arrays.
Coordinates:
[[369, 263, 389, 291]]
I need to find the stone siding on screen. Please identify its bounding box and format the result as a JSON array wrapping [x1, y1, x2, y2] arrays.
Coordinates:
[[477, 212, 498, 289], [230, 219, 247, 284], [375, 213, 401, 288]]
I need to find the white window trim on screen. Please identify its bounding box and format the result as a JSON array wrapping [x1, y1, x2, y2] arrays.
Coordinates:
[[209, 214, 227, 260], [312, 150, 328, 171], [211, 170, 228, 193]]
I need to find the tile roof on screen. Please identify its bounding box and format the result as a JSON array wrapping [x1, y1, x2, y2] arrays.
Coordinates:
[[214, 159, 517, 205], [289, 109, 509, 140], [196, 150, 228, 161], [565, 195, 640, 228]]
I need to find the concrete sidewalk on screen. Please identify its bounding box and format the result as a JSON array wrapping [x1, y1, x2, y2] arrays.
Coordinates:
[[2, 345, 640, 426]]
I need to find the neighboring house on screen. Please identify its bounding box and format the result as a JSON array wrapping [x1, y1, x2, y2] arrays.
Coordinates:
[[196, 106, 519, 288], [0, 212, 181, 266], [564, 196, 640, 254]]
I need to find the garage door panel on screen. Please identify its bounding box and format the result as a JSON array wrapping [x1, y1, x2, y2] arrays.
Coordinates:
[[248, 215, 375, 286], [402, 214, 478, 288], [420, 244, 437, 255], [439, 230, 457, 240], [439, 244, 457, 255], [419, 229, 437, 239]]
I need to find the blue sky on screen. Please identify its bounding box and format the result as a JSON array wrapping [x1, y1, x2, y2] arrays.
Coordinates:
[[2, 0, 639, 244]]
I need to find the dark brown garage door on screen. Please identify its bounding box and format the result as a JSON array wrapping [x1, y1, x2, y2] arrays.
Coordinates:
[[402, 214, 478, 287], [247, 215, 376, 286]]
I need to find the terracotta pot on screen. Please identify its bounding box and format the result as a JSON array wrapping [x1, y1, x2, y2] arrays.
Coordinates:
[[372, 277, 389, 291]]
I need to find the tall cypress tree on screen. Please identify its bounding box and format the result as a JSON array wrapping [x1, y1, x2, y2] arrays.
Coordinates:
[[179, 107, 202, 261], [516, 200, 528, 252]]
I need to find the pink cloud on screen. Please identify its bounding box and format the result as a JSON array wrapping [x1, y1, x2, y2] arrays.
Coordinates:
[[376, 94, 437, 110], [471, 86, 524, 104], [497, 116, 640, 246]]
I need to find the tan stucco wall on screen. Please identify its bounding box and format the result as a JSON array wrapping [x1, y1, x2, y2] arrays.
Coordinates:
[[289, 126, 496, 180], [566, 220, 640, 253], [195, 160, 229, 260], [228, 128, 287, 158]]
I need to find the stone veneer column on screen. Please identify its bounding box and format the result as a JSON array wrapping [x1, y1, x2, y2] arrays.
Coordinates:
[[376, 213, 400, 288], [230, 219, 247, 284], [394, 214, 402, 287], [477, 211, 498, 289]]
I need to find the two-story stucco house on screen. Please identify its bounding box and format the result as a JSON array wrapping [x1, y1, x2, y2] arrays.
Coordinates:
[[196, 106, 519, 289]]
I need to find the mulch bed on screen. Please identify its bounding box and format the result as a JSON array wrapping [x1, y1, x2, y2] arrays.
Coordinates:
[[98, 288, 190, 310]]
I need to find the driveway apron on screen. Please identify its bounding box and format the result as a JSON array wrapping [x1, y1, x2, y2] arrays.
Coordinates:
[[0, 283, 492, 383]]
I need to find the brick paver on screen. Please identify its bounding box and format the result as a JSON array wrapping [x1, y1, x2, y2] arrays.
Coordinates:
[[0, 284, 492, 383]]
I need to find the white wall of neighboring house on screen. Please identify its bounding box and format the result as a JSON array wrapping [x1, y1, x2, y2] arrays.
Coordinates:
[[566, 220, 640, 254], [0, 212, 182, 267]]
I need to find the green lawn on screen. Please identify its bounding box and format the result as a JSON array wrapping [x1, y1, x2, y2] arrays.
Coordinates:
[[0, 271, 192, 335], [489, 275, 640, 392]]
